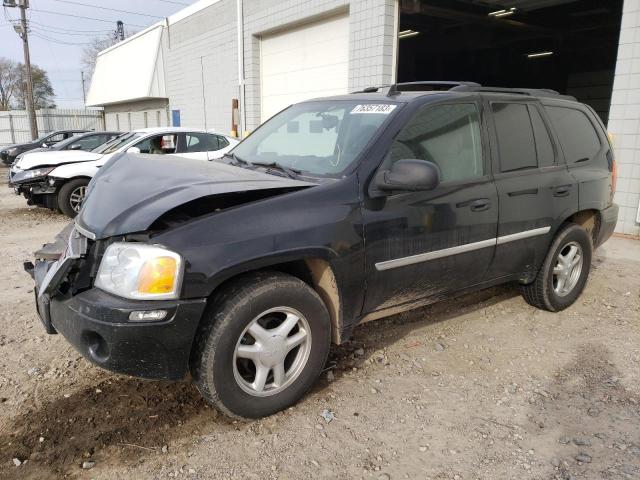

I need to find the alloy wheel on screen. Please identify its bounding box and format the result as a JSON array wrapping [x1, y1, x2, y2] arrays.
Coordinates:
[[552, 241, 583, 297], [233, 307, 312, 397], [69, 185, 86, 213]]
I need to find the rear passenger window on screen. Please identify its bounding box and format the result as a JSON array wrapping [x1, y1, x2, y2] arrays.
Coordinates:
[[390, 103, 483, 183], [545, 106, 601, 163], [492, 103, 537, 172], [217, 135, 229, 149], [528, 106, 555, 167]]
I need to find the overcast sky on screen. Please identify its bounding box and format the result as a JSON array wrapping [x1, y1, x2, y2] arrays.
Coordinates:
[[0, 0, 197, 109]]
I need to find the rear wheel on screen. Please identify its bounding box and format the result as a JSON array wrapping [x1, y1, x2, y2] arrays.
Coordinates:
[[521, 224, 592, 311], [191, 271, 331, 419], [58, 178, 89, 218]]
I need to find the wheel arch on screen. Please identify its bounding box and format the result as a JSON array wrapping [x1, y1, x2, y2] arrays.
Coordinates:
[[198, 253, 344, 346], [557, 208, 601, 245]]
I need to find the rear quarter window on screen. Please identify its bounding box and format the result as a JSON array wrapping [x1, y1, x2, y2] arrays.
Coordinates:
[[545, 106, 601, 163]]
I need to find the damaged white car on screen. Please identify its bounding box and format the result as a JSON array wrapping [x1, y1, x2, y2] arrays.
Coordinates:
[[10, 127, 238, 218]]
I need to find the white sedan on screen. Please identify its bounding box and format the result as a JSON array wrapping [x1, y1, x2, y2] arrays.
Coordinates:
[[10, 127, 239, 218]]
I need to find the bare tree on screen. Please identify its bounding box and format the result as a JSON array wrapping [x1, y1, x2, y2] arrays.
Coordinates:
[[0, 58, 20, 111], [0, 58, 55, 110]]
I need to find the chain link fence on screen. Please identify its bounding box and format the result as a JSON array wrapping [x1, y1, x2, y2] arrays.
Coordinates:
[[0, 109, 105, 148]]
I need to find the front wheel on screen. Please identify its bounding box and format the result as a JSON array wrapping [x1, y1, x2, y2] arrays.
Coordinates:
[[57, 178, 89, 218], [521, 223, 593, 311], [191, 271, 331, 419]]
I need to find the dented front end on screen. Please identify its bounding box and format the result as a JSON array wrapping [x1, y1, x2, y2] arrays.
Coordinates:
[[27, 154, 323, 379], [29, 219, 209, 380]]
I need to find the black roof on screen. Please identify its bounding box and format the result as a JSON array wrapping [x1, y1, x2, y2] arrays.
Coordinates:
[[346, 81, 577, 102]]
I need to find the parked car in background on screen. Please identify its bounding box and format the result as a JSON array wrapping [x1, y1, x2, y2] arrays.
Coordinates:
[[26, 82, 617, 419], [10, 127, 238, 218], [0, 129, 89, 165], [12, 131, 123, 164]]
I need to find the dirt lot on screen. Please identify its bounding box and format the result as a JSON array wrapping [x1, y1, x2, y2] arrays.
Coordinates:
[[0, 166, 639, 480]]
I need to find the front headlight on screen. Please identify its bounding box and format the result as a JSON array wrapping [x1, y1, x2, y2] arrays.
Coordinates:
[[7, 148, 18, 155], [95, 243, 183, 300], [11, 167, 55, 183]]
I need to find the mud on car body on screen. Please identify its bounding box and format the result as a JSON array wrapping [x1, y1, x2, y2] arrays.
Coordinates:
[[26, 82, 618, 419]]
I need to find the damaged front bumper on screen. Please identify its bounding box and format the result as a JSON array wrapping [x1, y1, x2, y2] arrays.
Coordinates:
[[12, 177, 59, 209], [27, 223, 208, 380]]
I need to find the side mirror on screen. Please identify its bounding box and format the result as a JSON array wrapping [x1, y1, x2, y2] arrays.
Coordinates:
[[126, 147, 141, 154], [41, 143, 49, 148], [68, 144, 82, 150], [376, 159, 440, 192]]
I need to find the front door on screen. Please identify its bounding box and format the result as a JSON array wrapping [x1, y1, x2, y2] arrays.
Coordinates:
[[362, 100, 498, 315]]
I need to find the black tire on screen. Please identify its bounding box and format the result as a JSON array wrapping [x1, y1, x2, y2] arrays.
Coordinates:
[[57, 178, 89, 218], [521, 223, 593, 312], [191, 271, 331, 419]]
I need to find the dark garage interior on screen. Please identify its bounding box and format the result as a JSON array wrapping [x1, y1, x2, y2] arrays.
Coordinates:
[[397, 0, 623, 124]]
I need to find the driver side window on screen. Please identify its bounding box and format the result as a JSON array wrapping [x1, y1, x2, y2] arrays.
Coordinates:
[[134, 134, 177, 154], [391, 103, 483, 183], [47, 133, 65, 144]]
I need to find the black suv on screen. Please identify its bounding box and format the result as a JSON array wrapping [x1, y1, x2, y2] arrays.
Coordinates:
[[27, 82, 618, 419]]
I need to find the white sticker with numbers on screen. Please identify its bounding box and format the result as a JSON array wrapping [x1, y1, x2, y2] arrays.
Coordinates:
[[350, 104, 397, 114]]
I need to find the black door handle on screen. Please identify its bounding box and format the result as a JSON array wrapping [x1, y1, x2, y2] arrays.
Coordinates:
[[457, 198, 490, 211], [470, 199, 490, 211], [553, 185, 572, 197], [508, 188, 538, 197]]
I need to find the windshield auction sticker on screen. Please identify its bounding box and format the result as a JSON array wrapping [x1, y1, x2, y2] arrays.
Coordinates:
[[350, 104, 397, 114]]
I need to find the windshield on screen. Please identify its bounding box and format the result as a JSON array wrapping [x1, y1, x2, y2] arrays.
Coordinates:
[[230, 100, 398, 176], [51, 135, 82, 149], [94, 132, 141, 154], [35, 132, 55, 143]]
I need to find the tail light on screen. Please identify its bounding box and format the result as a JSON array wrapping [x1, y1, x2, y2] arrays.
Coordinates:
[[611, 155, 617, 197], [607, 132, 617, 203]]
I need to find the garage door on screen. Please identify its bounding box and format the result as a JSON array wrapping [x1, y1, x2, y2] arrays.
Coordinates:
[[260, 14, 349, 122]]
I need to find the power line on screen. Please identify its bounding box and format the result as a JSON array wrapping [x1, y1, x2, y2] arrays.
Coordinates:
[[29, 8, 147, 28], [31, 31, 95, 46], [48, 0, 165, 19], [27, 19, 113, 33], [30, 24, 112, 36]]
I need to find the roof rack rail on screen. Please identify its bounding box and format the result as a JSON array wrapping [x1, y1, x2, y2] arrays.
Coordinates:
[[450, 85, 577, 101], [351, 81, 481, 96], [388, 81, 481, 96]]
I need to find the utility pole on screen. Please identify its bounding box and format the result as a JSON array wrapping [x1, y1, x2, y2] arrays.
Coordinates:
[[80, 71, 86, 105], [115, 20, 124, 41], [6, 0, 38, 139]]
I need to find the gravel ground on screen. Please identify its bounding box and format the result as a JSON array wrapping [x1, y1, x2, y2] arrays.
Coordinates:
[[0, 165, 639, 480]]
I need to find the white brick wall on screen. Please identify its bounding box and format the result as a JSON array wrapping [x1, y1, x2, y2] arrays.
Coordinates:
[[162, 0, 398, 133], [610, 0, 640, 235], [164, 1, 239, 135]]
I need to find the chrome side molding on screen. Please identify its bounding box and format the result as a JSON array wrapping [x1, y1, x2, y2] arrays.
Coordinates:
[[375, 226, 551, 271], [496, 226, 550, 245]]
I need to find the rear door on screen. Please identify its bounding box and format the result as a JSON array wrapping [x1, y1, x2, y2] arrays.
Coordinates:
[[544, 103, 612, 212], [362, 100, 498, 315], [486, 99, 578, 280]]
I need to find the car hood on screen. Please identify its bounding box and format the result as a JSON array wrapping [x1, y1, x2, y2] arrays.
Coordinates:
[[76, 154, 315, 239], [21, 147, 49, 156], [17, 150, 103, 169]]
